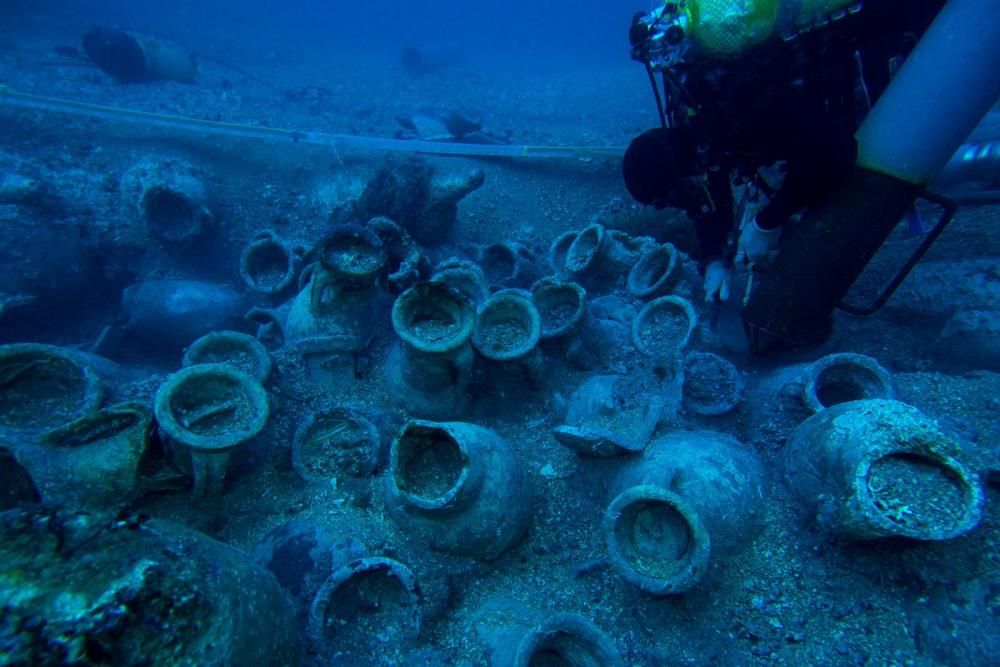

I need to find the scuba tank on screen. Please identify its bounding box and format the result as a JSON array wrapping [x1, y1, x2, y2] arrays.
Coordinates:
[[685, 0, 863, 54], [633, 0, 862, 65], [82, 26, 197, 84]]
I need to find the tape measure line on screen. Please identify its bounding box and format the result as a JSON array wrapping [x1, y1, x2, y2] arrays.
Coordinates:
[[0, 84, 626, 160]]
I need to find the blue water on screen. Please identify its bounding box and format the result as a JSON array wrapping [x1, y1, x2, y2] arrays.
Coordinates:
[[9, 0, 637, 65]]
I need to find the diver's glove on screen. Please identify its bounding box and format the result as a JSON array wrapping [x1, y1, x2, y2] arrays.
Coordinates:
[[735, 217, 781, 266], [703, 259, 732, 303]]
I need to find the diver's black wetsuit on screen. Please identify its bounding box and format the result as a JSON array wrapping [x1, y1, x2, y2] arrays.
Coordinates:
[[664, 0, 947, 263]]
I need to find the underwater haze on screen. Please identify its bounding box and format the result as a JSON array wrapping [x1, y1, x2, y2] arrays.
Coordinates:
[[1, 0, 999, 665], [7, 0, 637, 66]]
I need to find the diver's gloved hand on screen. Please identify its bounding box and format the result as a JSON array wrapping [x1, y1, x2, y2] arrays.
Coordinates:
[[703, 259, 732, 303], [735, 217, 781, 266]]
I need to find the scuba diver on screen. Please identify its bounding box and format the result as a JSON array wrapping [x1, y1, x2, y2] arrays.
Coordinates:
[[622, 0, 947, 304]]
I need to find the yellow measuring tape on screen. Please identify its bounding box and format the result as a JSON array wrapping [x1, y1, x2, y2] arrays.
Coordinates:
[[0, 84, 626, 160]]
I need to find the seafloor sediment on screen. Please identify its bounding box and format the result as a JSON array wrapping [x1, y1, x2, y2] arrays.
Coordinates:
[[1, 11, 998, 666]]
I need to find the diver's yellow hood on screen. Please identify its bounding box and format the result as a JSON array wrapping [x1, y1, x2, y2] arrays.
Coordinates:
[[678, 0, 859, 55]]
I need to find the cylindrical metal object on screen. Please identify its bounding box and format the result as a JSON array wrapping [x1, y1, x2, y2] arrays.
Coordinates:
[[82, 26, 197, 83], [935, 140, 1000, 188], [856, 0, 1000, 185], [684, 0, 859, 56], [744, 0, 1000, 349]]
